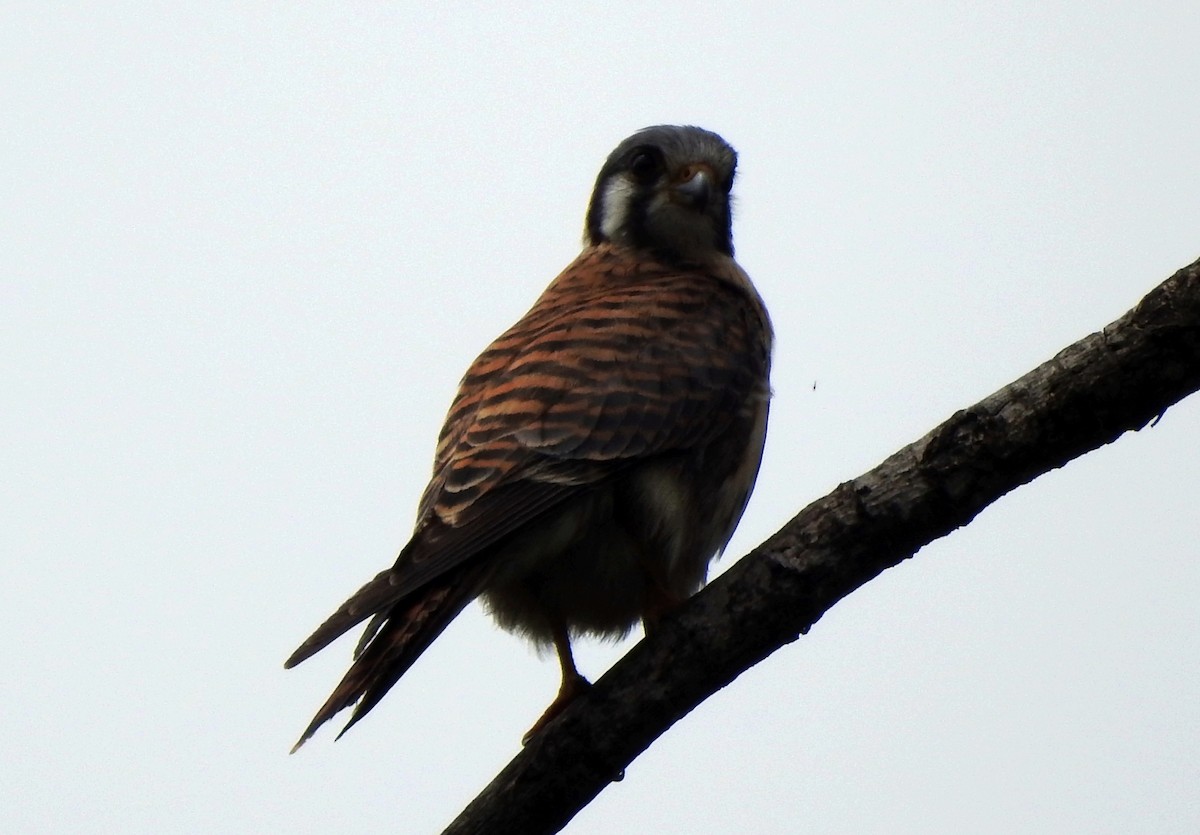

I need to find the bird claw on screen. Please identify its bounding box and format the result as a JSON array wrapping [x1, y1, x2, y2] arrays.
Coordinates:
[[521, 673, 592, 745]]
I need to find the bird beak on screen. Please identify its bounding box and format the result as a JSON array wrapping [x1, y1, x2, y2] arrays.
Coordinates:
[[670, 163, 715, 210]]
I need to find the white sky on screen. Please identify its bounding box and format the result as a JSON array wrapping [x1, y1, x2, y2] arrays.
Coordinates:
[[4, 4, 1199, 833]]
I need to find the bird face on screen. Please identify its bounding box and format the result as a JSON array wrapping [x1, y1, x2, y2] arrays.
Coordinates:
[[584, 125, 737, 263]]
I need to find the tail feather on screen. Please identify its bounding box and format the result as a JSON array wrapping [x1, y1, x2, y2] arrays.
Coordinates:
[[353, 612, 387, 660], [289, 570, 478, 753], [284, 568, 404, 670]]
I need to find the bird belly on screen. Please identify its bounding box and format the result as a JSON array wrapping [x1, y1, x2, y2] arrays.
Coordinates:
[[480, 394, 769, 648], [479, 483, 659, 645]]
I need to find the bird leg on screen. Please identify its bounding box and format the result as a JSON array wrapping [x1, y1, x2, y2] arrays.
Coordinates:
[[641, 579, 684, 638], [522, 624, 591, 745]]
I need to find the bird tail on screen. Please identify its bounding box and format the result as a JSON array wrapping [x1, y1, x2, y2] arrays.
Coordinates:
[[286, 566, 479, 752], [284, 567, 403, 671]]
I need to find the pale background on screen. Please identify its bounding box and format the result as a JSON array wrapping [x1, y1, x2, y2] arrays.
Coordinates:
[[4, 4, 1199, 833]]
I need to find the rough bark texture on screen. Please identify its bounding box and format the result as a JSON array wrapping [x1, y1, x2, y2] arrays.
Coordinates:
[[443, 256, 1200, 835]]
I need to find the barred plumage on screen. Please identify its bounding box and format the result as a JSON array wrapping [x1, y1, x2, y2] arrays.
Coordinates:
[[286, 125, 773, 750]]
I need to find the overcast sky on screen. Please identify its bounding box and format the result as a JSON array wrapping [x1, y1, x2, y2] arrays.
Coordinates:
[[4, 4, 1199, 833]]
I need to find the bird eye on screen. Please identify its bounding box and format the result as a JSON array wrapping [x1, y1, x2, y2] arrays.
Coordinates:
[[628, 149, 660, 181]]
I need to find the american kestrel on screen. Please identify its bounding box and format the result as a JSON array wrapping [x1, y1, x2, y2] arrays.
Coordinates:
[[286, 125, 773, 750]]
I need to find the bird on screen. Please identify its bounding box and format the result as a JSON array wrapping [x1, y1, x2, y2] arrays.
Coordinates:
[[285, 125, 773, 751]]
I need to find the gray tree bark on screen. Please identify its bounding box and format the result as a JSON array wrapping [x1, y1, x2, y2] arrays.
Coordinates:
[[443, 255, 1200, 835]]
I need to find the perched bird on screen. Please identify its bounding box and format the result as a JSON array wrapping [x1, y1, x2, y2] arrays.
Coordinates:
[[285, 125, 773, 751]]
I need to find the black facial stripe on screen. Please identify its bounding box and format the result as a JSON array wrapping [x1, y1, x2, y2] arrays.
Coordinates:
[[624, 185, 654, 250]]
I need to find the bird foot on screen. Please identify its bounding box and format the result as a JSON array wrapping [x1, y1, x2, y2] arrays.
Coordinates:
[[522, 672, 592, 745], [641, 589, 684, 638]]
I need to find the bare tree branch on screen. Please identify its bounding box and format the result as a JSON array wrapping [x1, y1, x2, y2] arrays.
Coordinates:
[[443, 256, 1200, 835]]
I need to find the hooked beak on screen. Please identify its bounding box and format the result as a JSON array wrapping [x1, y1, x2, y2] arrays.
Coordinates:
[[670, 163, 715, 210]]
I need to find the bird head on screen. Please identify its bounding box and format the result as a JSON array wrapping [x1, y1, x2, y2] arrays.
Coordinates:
[[584, 125, 738, 263]]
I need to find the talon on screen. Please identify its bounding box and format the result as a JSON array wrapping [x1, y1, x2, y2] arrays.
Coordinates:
[[522, 672, 591, 744]]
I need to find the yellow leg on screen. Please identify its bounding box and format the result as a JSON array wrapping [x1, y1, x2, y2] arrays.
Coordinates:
[[522, 625, 591, 744]]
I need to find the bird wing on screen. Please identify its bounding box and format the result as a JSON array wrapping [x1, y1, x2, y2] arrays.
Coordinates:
[[422, 243, 771, 525]]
